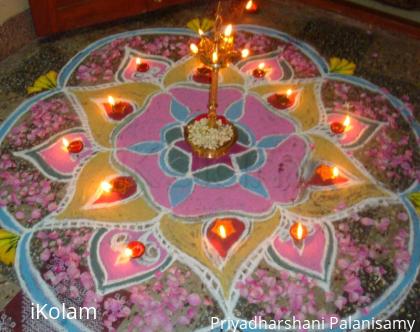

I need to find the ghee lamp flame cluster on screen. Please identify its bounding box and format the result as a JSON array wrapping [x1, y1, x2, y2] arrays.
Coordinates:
[[62, 138, 84, 154], [188, 23, 249, 67], [135, 57, 150, 72]]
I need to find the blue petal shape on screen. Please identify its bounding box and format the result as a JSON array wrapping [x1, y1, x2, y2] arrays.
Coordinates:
[[169, 178, 194, 207], [225, 99, 244, 121], [130, 141, 165, 154], [239, 174, 269, 198], [171, 99, 189, 122], [257, 135, 286, 149]]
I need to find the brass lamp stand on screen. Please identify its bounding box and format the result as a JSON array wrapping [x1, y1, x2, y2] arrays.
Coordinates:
[[184, 1, 249, 159]]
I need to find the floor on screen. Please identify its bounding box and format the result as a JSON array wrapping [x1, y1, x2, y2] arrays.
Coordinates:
[[347, 0, 420, 23], [0, 0, 419, 326]]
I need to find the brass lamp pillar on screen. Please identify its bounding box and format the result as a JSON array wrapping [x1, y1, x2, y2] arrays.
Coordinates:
[[208, 65, 219, 128]]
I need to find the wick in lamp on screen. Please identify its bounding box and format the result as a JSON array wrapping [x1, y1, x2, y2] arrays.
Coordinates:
[[185, 1, 250, 159]]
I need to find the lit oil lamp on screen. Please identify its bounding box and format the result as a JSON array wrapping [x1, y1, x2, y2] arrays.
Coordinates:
[[95, 176, 137, 204], [100, 177, 136, 195], [212, 219, 236, 240], [252, 62, 266, 78], [290, 222, 308, 247], [310, 165, 344, 186], [245, 0, 258, 13], [135, 57, 150, 73], [268, 88, 295, 109], [317, 165, 339, 181], [207, 218, 245, 259], [330, 115, 351, 134], [212, 219, 235, 240], [105, 96, 133, 120], [124, 241, 146, 259], [62, 137, 84, 154], [185, 3, 250, 159]]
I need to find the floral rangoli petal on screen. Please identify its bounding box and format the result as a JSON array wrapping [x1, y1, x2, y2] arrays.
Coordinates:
[[56, 152, 158, 222], [70, 82, 160, 148], [20, 130, 93, 179], [116, 48, 172, 83], [160, 210, 280, 298], [327, 112, 382, 149], [250, 82, 320, 131], [90, 228, 172, 294], [267, 223, 336, 285]]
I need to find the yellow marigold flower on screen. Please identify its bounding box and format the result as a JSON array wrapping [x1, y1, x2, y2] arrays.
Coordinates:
[[27, 70, 58, 94], [186, 18, 214, 34], [409, 192, 420, 216], [329, 57, 356, 75], [0, 229, 19, 266]]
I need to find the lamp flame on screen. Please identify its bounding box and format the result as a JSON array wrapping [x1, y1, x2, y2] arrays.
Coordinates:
[[124, 248, 133, 258], [224, 24, 233, 37], [108, 96, 115, 106], [135, 57, 141, 65], [190, 43, 199, 54], [241, 48, 250, 58], [246, 0, 253, 10], [296, 223, 303, 240], [218, 225, 227, 239], [332, 166, 339, 179], [212, 51, 218, 64], [62, 138, 69, 149], [286, 89, 292, 97], [258, 62, 265, 70], [100, 181, 113, 193], [343, 115, 351, 129], [198, 28, 204, 36]]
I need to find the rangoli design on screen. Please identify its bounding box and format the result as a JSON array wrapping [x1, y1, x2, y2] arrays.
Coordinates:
[[0, 26, 418, 331]]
